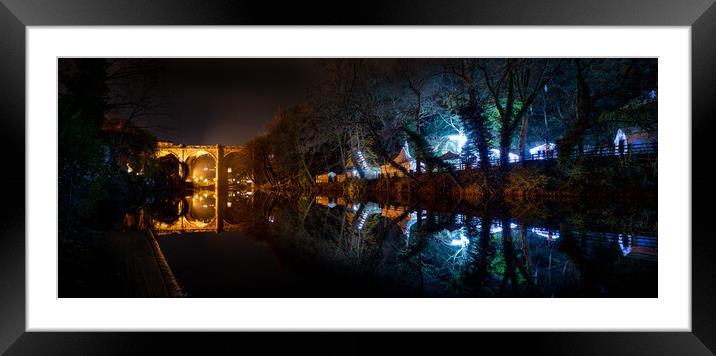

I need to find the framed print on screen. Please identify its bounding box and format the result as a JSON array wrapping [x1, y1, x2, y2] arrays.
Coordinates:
[[1, 0, 715, 354]]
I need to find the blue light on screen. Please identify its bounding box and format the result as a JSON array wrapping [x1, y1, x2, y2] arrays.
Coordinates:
[[618, 234, 632, 256]]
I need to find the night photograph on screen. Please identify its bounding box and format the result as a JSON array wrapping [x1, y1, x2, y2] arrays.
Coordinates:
[[58, 58, 658, 298]]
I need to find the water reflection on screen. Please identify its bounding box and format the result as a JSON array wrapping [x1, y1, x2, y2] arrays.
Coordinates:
[[135, 191, 657, 297]]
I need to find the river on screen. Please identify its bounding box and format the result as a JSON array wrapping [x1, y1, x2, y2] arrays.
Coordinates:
[[126, 188, 657, 297]]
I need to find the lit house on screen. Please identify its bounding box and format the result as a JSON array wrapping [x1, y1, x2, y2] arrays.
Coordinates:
[[315, 171, 337, 184], [380, 142, 415, 177]]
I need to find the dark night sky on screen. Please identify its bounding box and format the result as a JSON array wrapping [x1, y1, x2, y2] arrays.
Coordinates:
[[122, 58, 327, 146]]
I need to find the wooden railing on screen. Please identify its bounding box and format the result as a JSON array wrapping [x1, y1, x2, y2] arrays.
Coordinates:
[[451, 142, 657, 171]]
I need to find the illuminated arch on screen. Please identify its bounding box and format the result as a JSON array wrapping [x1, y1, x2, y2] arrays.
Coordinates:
[[183, 149, 217, 162], [223, 146, 245, 157]]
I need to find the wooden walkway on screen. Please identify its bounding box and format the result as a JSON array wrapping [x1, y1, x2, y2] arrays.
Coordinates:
[[107, 229, 182, 297]]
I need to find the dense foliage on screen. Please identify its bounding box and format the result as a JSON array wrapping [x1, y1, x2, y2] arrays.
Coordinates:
[[235, 59, 657, 194], [58, 59, 184, 233]]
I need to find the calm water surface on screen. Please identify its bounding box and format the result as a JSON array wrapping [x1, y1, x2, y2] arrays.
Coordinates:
[[130, 189, 657, 297]]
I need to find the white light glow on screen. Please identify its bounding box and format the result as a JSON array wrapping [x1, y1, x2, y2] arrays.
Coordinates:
[[404, 212, 418, 243], [614, 128, 629, 154], [487, 149, 520, 162], [618, 234, 632, 256], [529, 143, 556, 156], [531, 228, 560, 240], [450, 232, 470, 247], [447, 133, 468, 154]]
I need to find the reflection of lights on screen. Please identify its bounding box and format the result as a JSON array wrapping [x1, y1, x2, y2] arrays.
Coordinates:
[[246, 179, 252, 183], [126, 163, 133, 173], [203, 205, 208, 208], [203, 167, 208, 171], [227, 167, 232, 173], [268, 216, 275, 223], [618, 234, 632, 256], [404, 212, 418, 243], [227, 202, 232, 207]]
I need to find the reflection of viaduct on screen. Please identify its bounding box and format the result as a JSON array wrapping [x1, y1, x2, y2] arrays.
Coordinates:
[[152, 192, 250, 236]]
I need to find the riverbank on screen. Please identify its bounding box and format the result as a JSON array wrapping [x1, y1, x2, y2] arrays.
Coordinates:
[[59, 228, 182, 297], [314, 156, 657, 203]]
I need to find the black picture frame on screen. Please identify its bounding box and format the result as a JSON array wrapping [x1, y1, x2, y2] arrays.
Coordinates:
[[1, 0, 714, 354]]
